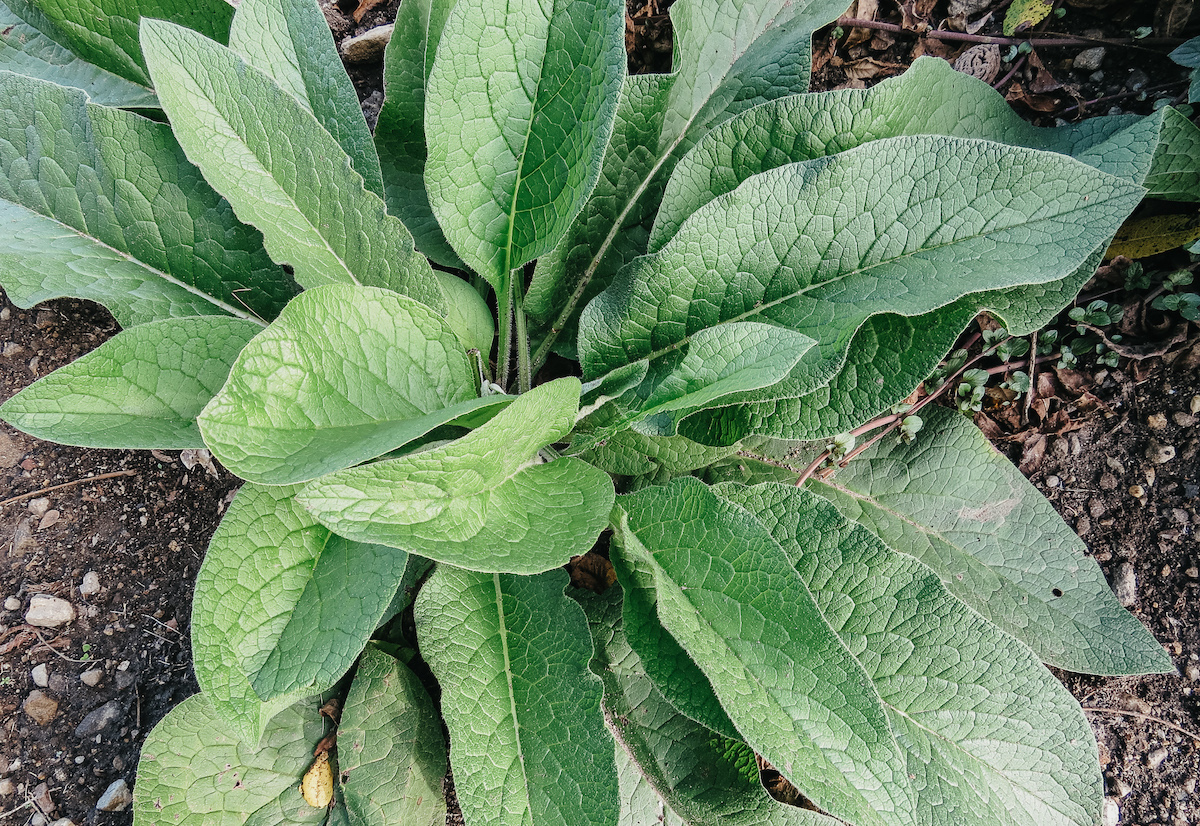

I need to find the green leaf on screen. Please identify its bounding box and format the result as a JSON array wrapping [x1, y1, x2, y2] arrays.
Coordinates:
[[576, 403, 738, 477], [413, 566, 617, 826], [229, 0, 384, 199], [338, 646, 447, 826], [423, 0, 625, 287], [1146, 107, 1200, 202], [133, 692, 327, 826], [526, 0, 850, 355], [575, 585, 841, 826], [0, 316, 258, 449], [0, 0, 157, 106], [614, 476, 916, 826], [298, 378, 615, 574], [579, 134, 1142, 445], [374, 0, 464, 267], [433, 270, 496, 355], [808, 407, 1172, 675], [0, 72, 291, 327], [15, 0, 234, 85], [198, 284, 491, 485], [193, 483, 409, 743], [718, 482, 1103, 826], [140, 19, 442, 310]]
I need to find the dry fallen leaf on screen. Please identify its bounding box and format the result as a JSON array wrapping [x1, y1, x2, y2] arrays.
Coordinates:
[[300, 750, 334, 808]]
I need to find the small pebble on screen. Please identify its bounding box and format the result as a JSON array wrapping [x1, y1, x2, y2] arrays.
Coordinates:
[[30, 663, 48, 688], [1046, 475, 1061, 488], [23, 690, 58, 725], [49, 819, 77, 826], [3, 596, 20, 611], [27, 497, 49, 517], [31, 814, 45, 826], [0, 778, 14, 796], [79, 572, 100, 598], [25, 595, 74, 628], [341, 23, 393, 62], [1105, 456, 1125, 474], [1147, 747, 1169, 769], [1073, 46, 1106, 72], [1075, 516, 1090, 536], [80, 669, 103, 688], [1129, 484, 1146, 499], [1148, 412, 1168, 430], [1099, 472, 1118, 491], [95, 779, 131, 812], [1191, 394, 1200, 415], [1146, 442, 1176, 464], [1188, 567, 1199, 579], [1102, 797, 1120, 826], [1112, 561, 1138, 607], [1174, 412, 1197, 428], [1186, 662, 1200, 682], [1112, 776, 1132, 799], [74, 699, 124, 738]]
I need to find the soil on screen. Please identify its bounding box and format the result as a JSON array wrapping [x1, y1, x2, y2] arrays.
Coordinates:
[[1, 0, 1199, 825]]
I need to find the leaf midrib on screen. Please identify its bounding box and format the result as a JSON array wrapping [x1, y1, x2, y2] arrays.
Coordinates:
[[493, 572, 533, 817]]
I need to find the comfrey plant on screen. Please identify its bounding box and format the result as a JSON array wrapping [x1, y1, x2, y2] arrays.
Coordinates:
[[0, 0, 1195, 822]]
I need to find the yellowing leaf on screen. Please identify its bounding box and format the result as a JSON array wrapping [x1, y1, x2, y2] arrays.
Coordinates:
[[1003, 0, 1053, 35], [1105, 212, 1200, 260], [300, 750, 334, 808]]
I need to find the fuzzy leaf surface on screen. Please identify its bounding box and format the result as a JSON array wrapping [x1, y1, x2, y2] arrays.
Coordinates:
[[809, 407, 1172, 675], [0, 0, 157, 105], [19, 0, 233, 85], [0, 316, 257, 449], [338, 647, 447, 826], [414, 567, 617, 826], [719, 482, 1103, 826], [199, 284, 488, 485], [133, 692, 326, 826], [576, 586, 842, 826], [1145, 106, 1200, 202], [193, 483, 409, 742], [423, 0, 625, 286], [298, 378, 614, 574], [229, 0, 383, 198], [141, 20, 441, 308], [0, 72, 290, 326], [614, 476, 916, 826]]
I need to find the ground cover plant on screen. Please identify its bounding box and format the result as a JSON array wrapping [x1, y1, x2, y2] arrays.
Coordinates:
[[0, 0, 1197, 823]]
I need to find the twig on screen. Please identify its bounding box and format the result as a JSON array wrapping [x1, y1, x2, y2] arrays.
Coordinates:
[[1058, 81, 1187, 116], [1023, 332, 1038, 422], [992, 53, 1026, 91], [0, 470, 136, 508], [0, 800, 32, 820], [1082, 706, 1200, 744], [30, 627, 91, 663], [834, 17, 1183, 49]]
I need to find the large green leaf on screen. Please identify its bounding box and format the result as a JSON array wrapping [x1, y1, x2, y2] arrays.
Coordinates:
[[614, 477, 916, 826], [414, 567, 618, 826], [423, 0, 625, 287], [576, 585, 841, 826], [298, 378, 614, 574], [525, 0, 849, 357], [0, 0, 157, 106], [0, 72, 290, 327], [198, 284, 494, 485], [579, 134, 1142, 445], [140, 19, 441, 310], [374, 0, 464, 267], [338, 647, 447, 826], [16, 0, 233, 85], [193, 483, 409, 743], [229, 0, 383, 199], [133, 692, 328, 826], [809, 407, 1172, 675], [1146, 106, 1200, 202], [0, 316, 258, 449], [718, 482, 1103, 826]]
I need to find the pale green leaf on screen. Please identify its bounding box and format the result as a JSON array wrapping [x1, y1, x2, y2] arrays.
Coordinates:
[[140, 19, 442, 309], [433, 270, 495, 355], [338, 646, 447, 826], [0, 316, 257, 449], [0, 0, 157, 106], [718, 482, 1103, 826], [576, 585, 841, 826], [15, 0, 233, 85], [423, 0, 625, 287], [575, 402, 738, 477], [229, 0, 383, 199], [614, 477, 916, 826], [808, 407, 1173, 675], [414, 567, 617, 826], [193, 483, 409, 743], [133, 692, 328, 826], [298, 378, 615, 574], [1146, 106, 1200, 202], [0, 72, 291, 327], [198, 284, 489, 485]]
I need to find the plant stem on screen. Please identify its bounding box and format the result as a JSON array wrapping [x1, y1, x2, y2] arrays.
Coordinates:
[[514, 290, 532, 393], [833, 17, 1182, 49], [0, 470, 136, 508], [497, 275, 515, 391]]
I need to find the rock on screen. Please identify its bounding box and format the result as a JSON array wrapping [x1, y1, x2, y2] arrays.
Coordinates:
[[1112, 562, 1138, 607], [1173, 412, 1197, 428], [341, 24, 393, 62], [1102, 798, 1120, 826], [27, 497, 49, 517], [23, 690, 58, 724], [30, 663, 48, 688], [80, 668, 104, 687], [3, 596, 20, 611], [0, 430, 22, 468], [95, 779, 132, 812], [49, 819, 77, 826], [1073, 46, 1106, 71], [1191, 394, 1200, 415], [1147, 747, 1169, 769], [1147, 412, 1168, 430], [74, 699, 124, 738], [1146, 441, 1176, 464], [947, 0, 992, 20], [953, 44, 1001, 83], [1111, 776, 1132, 798], [1099, 472, 1118, 490], [1185, 662, 1200, 681], [115, 669, 136, 690], [25, 595, 74, 627], [31, 814, 45, 826], [79, 572, 100, 598], [0, 778, 14, 796]]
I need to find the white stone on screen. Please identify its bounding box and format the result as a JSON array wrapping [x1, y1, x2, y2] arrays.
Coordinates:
[[1073, 47, 1106, 72], [341, 24, 393, 63], [95, 779, 132, 812], [3, 596, 19, 611], [1102, 797, 1120, 826], [80, 669, 103, 688], [30, 663, 48, 688], [79, 572, 100, 598], [1112, 562, 1138, 608], [25, 595, 75, 627]]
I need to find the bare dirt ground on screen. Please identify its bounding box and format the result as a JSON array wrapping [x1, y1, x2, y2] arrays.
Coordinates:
[[1, 0, 1199, 824]]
